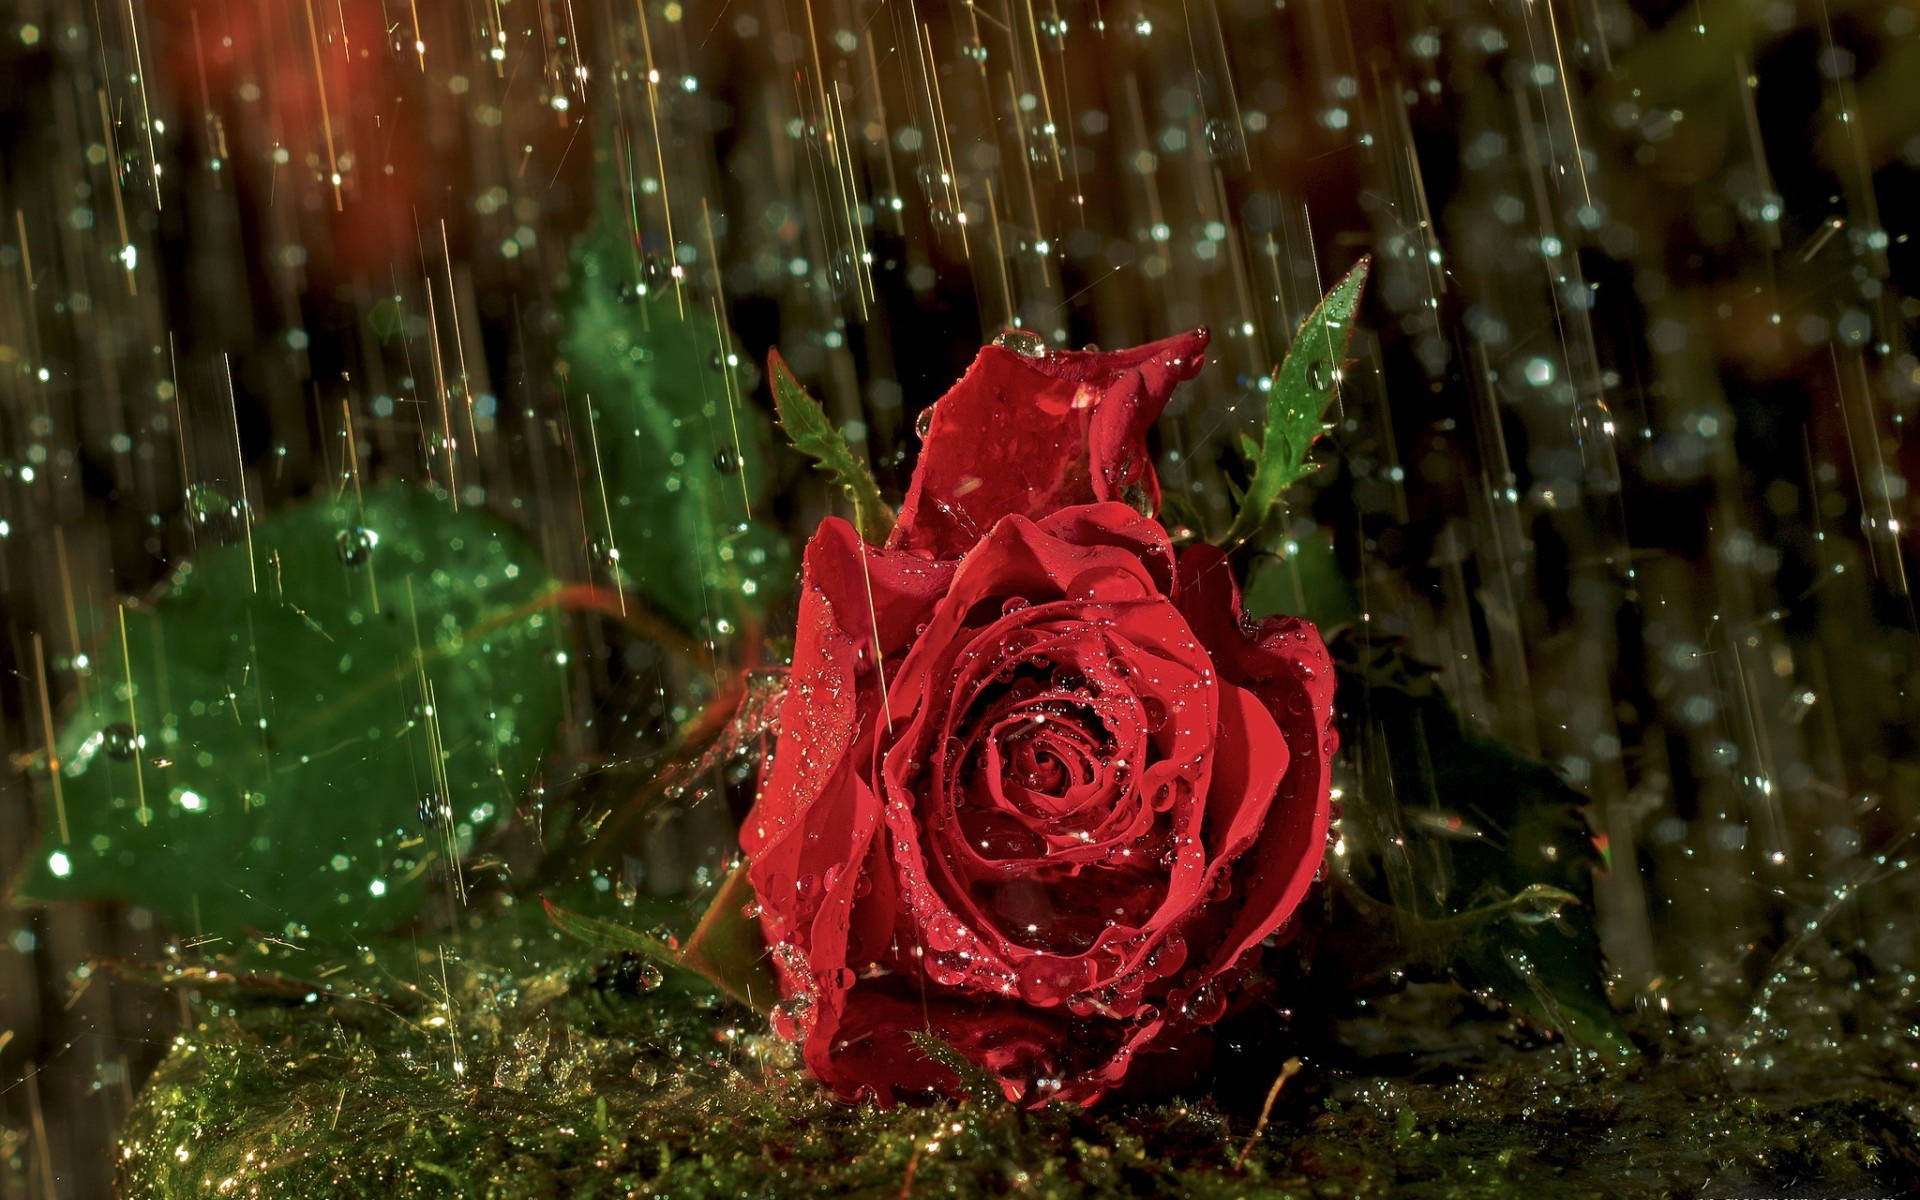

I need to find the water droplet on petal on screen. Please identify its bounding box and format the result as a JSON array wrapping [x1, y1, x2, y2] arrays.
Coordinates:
[[992, 327, 1047, 357], [1180, 980, 1227, 1025]]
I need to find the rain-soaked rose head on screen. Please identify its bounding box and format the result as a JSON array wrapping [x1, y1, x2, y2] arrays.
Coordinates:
[[743, 330, 1336, 1106]]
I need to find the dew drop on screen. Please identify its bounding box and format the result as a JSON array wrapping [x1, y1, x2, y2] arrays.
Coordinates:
[[925, 948, 971, 986], [1145, 935, 1187, 977], [629, 960, 665, 992], [1141, 696, 1169, 732]]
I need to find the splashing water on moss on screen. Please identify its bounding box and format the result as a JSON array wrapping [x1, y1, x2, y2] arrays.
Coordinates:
[[111, 893, 1919, 1199]]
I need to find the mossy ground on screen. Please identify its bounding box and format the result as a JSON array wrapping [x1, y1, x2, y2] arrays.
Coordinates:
[[102, 899, 1920, 1199]]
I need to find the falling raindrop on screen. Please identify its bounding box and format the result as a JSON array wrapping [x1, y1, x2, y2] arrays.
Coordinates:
[[102, 723, 139, 761], [1203, 117, 1241, 160], [183, 483, 245, 541], [336, 526, 376, 567]]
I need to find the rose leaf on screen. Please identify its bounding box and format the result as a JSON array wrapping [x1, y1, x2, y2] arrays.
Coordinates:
[[11, 483, 569, 941], [767, 349, 896, 544], [1222, 257, 1371, 548], [1327, 631, 1637, 1062], [559, 130, 792, 636]]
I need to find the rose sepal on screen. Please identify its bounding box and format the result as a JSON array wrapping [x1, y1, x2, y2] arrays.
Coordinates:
[[542, 867, 778, 1013], [769, 349, 896, 544], [1221, 256, 1370, 548]]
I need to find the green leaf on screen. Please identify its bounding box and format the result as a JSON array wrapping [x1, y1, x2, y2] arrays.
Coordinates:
[[543, 866, 775, 1013], [559, 132, 791, 636], [1222, 258, 1370, 547], [13, 484, 569, 940], [1328, 631, 1636, 1062], [767, 349, 895, 544]]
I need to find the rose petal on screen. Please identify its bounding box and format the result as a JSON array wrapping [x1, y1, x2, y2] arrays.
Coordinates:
[[891, 331, 1210, 560], [1174, 544, 1336, 976], [744, 518, 952, 873], [881, 581, 1215, 970], [1200, 682, 1291, 857]]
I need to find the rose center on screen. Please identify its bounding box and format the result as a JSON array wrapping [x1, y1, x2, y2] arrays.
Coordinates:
[[909, 610, 1196, 965], [991, 704, 1108, 803]]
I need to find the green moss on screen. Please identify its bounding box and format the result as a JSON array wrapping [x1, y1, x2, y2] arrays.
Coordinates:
[[116, 910, 1920, 1199]]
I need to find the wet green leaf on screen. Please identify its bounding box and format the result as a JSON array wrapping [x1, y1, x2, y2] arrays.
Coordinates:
[[1328, 631, 1636, 1062], [1222, 258, 1369, 547], [559, 133, 791, 636], [13, 483, 568, 939], [768, 349, 895, 544]]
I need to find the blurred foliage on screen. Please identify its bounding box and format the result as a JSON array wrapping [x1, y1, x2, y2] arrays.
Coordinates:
[[12, 484, 567, 939], [1242, 526, 1360, 629], [558, 135, 791, 640], [1328, 632, 1635, 1063], [1607, 0, 1920, 172]]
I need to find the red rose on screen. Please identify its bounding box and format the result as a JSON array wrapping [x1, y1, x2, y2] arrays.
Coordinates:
[[743, 330, 1336, 1106]]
